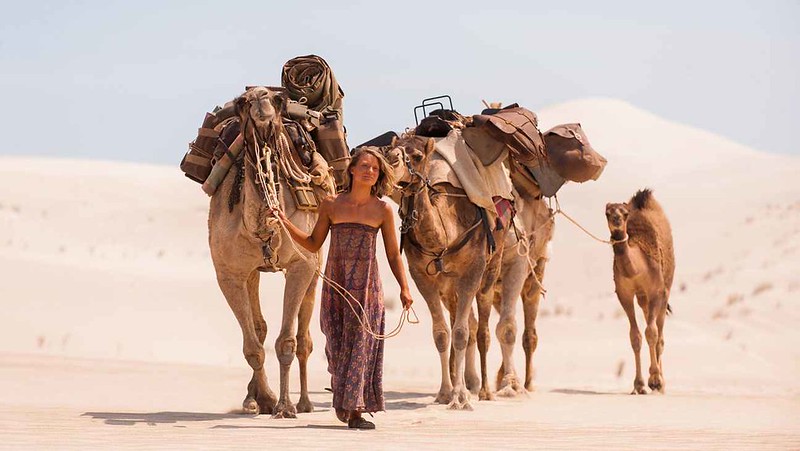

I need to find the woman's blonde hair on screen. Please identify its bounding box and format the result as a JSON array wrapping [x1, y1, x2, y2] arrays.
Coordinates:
[[343, 146, 396, 198]]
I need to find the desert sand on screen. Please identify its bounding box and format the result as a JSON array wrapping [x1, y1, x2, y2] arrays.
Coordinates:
[[1, 98, 798, 450]]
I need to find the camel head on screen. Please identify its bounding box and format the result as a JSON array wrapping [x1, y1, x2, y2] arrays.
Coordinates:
[[605, 202, 630, 234], [235, 86, 287, 140], [383, 134, 435, 194]]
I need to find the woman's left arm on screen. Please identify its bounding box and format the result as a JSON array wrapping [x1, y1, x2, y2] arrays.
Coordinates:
[[380, 202, 414, 309]]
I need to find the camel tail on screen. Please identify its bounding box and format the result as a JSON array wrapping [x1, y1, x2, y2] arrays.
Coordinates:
[[667, 303, 673, 315], [630, 188, 654, 211]]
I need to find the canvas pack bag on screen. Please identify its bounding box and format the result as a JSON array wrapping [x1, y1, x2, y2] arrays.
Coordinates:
[[180, 102, 236, 184], [543, 123, 607, 183]]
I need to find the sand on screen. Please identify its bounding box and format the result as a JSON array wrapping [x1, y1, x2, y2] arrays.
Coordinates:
[[1, 98, 798, 449]]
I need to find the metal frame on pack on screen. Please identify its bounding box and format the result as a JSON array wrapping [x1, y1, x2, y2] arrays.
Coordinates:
[[414, 95, 454, 126]]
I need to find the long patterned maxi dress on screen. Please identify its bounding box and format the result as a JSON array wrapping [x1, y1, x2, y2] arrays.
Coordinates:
[[321, 222, 386, 413]]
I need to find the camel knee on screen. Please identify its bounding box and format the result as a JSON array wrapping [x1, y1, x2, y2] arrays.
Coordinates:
[[452, 327, 469, 351], [274, 336, 297, 365], [522, 328, 537, 353], [497, 321, 516, 346], [645, 325, 658, 346], [296, 333, 313, 359], [244, 347, 265, 370], [433, 329, 450, 353]]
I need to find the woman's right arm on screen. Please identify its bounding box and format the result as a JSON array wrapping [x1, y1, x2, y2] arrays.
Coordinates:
[[275, 197, 333, 253]]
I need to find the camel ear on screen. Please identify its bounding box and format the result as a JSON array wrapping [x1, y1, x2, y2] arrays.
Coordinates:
[[425, 137, 435, 156], [390, 136, 398, 147], [271, 91, 287, 115], [234, 95, 248, 117], [605, 203, 611, 211]]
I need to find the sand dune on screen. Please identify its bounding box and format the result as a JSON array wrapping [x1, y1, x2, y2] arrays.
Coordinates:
[[1, 98, 798, 448]]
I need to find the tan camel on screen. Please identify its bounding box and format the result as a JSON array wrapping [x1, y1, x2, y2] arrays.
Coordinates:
[[605, 188, 675, 394], [492, 177, 555, 395], [382, 134, 507, 409], [208, 86, 347, 417]]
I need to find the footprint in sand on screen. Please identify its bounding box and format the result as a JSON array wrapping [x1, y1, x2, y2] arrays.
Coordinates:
[[752, 282, 773, 296], [727, 293, 743, 306]]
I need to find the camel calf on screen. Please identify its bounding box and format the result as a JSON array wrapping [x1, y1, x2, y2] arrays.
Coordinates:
[[605, 188, 674, 394]]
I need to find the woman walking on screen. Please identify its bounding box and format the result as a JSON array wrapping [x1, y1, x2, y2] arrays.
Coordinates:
[[275, 146, 414, 430]]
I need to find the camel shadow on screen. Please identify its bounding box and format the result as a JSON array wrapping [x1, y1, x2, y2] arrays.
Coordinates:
[[83, 391, 434, 426], [82, 411, 245, 426], [211, 424, 345, 431], [549, 388, 616, 396]]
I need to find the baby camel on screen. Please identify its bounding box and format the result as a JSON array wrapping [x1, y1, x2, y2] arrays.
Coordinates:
[[605, 188, 674, 394]]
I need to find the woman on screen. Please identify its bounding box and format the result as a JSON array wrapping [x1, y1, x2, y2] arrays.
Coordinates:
[[274, 146, 414, 430]]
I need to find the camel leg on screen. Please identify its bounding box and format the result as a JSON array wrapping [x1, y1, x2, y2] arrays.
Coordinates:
[[620, 290, 646, 394], [217, 269, 276, 414], [243, 269, 278, 414], [449, 274, 482, 411], [646, 298, 665, 393], [654, 305, 666, 393], [464, 306, 480, 394], [413, 271, 453, 404], [295, 272, 317, 413], [476, 254, 503, 401], [521, 259, 546, 392], [476, 289, 494, 401], [495, 255, 527, 396], [272, 260, 316, 418]]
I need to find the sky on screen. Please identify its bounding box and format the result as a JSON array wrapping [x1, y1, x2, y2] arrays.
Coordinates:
[[0, 0, 798, 166]]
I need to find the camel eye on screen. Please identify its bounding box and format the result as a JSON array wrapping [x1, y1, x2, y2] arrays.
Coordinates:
[[412, 153, 423, 163]]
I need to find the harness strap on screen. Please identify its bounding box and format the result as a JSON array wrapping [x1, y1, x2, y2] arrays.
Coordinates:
[[404, 207, 483, 275], [478, 207, 496, 253]]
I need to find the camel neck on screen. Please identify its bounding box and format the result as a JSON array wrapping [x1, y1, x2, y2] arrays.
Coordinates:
[[611, 230, 628, 255], [611, 229, 637, 277]]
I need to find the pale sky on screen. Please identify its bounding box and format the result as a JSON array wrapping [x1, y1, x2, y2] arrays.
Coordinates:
[[1, 0, 798, 165]]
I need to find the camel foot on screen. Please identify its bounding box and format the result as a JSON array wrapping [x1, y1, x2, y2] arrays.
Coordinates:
[[630, 383, 647, 395], [258, 392, 277, 414], [296, 395, 314, 413], [525, 382, 537, 393], [447, 398, 474, 411], [648, 374, 665, 393], [434, 390, 453, 404], [496, 383, 527, 399], [271, 400, 297, 419], [242, 396, 259, 414], [497, 374, 524, 394], [478, 386, 494, 401], [447, 388, 473, 411]]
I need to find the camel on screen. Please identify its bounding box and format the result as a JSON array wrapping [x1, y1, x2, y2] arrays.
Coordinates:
[[381, 134, 507, 409], [491, 121, 603, 394], [605, 188, 675, 394], [208, 86, 348, 417], [492, 179, 555, 395]]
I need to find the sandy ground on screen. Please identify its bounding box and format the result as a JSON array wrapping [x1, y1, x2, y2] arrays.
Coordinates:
[[1, 98, 799, 449]]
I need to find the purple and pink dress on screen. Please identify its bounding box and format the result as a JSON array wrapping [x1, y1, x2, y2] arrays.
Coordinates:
[[321, 222, 385, 413]]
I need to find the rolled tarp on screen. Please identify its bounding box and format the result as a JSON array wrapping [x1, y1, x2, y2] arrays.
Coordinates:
[[281, 55, 344, 121]]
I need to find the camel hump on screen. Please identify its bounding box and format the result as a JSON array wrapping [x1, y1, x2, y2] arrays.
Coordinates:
[[630, 188, 656, 211]]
